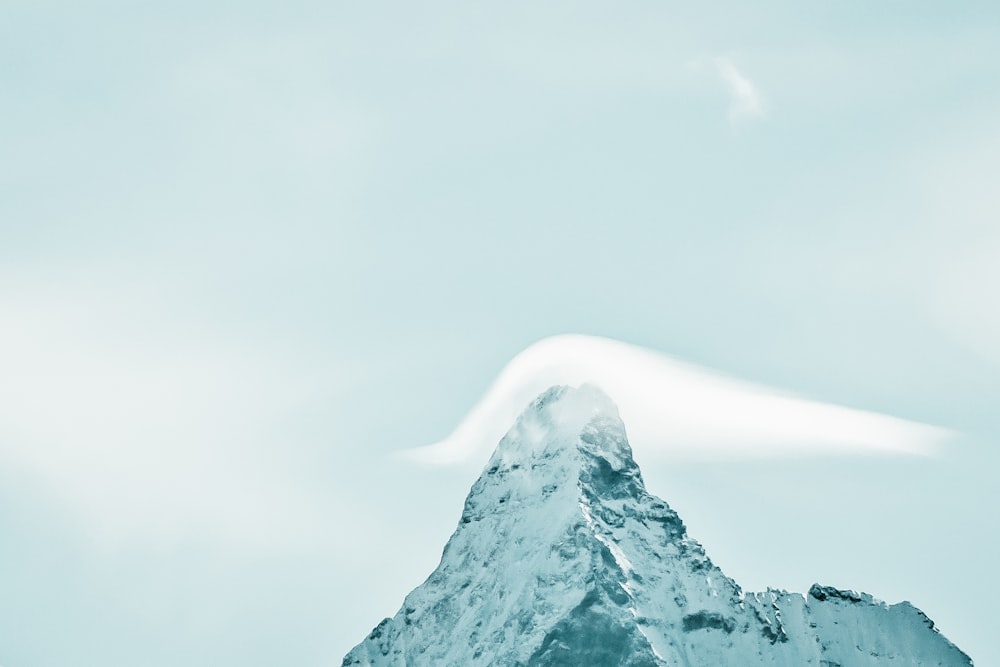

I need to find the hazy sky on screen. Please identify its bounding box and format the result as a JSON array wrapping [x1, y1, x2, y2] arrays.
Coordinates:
[[2, 2, 999, 665]]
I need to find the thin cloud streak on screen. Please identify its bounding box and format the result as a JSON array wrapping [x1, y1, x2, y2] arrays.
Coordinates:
[[402, 334, 952, 466], [714, 57, 765, 122]]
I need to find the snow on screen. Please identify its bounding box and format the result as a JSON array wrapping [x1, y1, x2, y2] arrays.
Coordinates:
[[343, 385, 972, 666]]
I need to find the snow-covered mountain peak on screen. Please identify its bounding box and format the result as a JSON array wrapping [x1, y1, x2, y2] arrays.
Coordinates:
[[344, 386, 972, 667], [487, 383, 636, 480]]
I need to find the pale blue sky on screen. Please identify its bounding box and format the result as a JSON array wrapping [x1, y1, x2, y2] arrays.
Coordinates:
[[2, 2, 999, 665]]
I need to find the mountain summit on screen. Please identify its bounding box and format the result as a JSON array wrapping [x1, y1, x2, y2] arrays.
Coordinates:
[[343, 385, 971, 666]]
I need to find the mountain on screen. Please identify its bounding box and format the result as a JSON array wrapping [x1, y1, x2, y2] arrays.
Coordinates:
[[343, 385, 972, 666]]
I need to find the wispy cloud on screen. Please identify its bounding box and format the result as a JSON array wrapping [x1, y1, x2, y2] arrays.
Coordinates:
[[714, 57, 765, 122], [0, 277, 333, 553], [918, 132, 1000, 368], [402, 335, 951, 466]]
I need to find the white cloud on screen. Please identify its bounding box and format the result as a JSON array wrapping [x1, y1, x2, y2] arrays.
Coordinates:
[[0, 279, 333, 553], [927, 232, 1000, 368], [402, 334, 952, 466], [714, 57, 765, 122], [914, 132, 1000, 367]]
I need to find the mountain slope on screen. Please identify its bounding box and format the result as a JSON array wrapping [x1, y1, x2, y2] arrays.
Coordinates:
[[343, 385, 971, 666]]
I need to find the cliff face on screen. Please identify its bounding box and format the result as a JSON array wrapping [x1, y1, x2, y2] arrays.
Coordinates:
[[343, 385, 972, 667]]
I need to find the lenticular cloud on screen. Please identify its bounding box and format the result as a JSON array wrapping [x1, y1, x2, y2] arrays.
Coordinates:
[[401, 334, 952, 465]]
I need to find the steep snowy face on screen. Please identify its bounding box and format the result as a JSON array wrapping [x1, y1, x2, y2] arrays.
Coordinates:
[[343, 385, 971, 667]]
